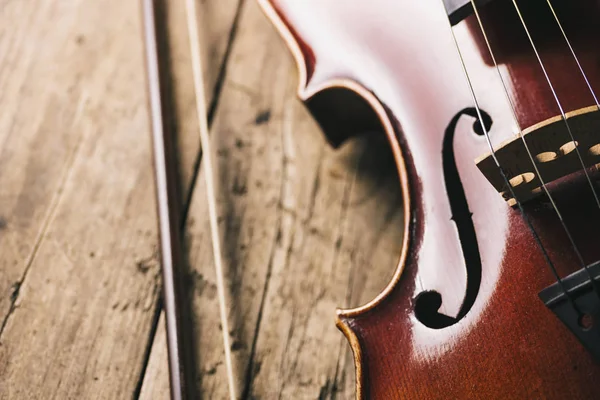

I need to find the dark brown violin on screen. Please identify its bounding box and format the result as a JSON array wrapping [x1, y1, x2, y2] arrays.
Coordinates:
[[259, 0, 600, 398]]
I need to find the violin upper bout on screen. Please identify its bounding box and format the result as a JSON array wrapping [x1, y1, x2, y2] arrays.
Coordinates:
[[257, 0, 386, 148]]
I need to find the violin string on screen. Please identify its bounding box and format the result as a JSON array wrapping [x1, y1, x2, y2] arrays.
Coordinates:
[[544, 0, 600, 293], [511, 0, 600, 212], [184, 0, 237, 398], [545, 0, 600, 109], [510, 0, 600, 294], [468, 3, 558, 219], [467, 0, 591, 289], [439, 0, 576, 309]]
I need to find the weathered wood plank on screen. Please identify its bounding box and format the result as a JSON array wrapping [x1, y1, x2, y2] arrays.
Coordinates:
[[139, 313, 170, 399], [139, 0, 403, 398], [0, 0, 239, 398], [0, 0, 94, 339], [0, 2, 160, 398], [243, 96, 403, 399]]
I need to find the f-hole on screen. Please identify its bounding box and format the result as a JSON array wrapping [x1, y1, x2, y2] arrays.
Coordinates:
[[414, 108, 492, 329]]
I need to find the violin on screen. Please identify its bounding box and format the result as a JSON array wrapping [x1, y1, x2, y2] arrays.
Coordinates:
[[255, 0, 600, 398]]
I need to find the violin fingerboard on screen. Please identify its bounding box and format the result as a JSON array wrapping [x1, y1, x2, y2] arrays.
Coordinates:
[[444, 0, 494, 25]]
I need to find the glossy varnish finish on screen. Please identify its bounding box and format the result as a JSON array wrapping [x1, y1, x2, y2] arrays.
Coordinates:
[[260, 0, 600, 398]]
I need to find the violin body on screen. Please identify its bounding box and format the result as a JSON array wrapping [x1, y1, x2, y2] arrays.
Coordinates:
[[259, 0, 600, 398]]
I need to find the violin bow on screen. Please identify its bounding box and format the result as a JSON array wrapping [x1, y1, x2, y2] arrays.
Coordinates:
[[142, 0, 237, 399], [183, 0, 238, 397]]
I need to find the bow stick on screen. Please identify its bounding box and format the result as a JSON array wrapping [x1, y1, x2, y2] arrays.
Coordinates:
[[142, 1, 196, 398], [142, 0, 237, 399]]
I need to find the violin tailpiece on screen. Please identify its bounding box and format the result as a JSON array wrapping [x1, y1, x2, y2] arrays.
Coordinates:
[[475, 106, 600, 206], [539, 261, 600, 361]]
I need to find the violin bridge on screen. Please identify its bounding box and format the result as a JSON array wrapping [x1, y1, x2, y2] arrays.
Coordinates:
[[475, 106, 600, 206], [539, 261, 600, 361]]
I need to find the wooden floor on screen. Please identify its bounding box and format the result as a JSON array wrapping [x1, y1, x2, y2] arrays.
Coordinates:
[[0, 1, 403, 398]]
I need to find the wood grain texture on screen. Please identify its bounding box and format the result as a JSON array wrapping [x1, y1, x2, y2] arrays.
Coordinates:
[[0, 0, 238, 398], [0, 0, 93, 341], [0, 1, 160, 398], [139, 1, 403, 398], [139, 313, 171, 399]]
